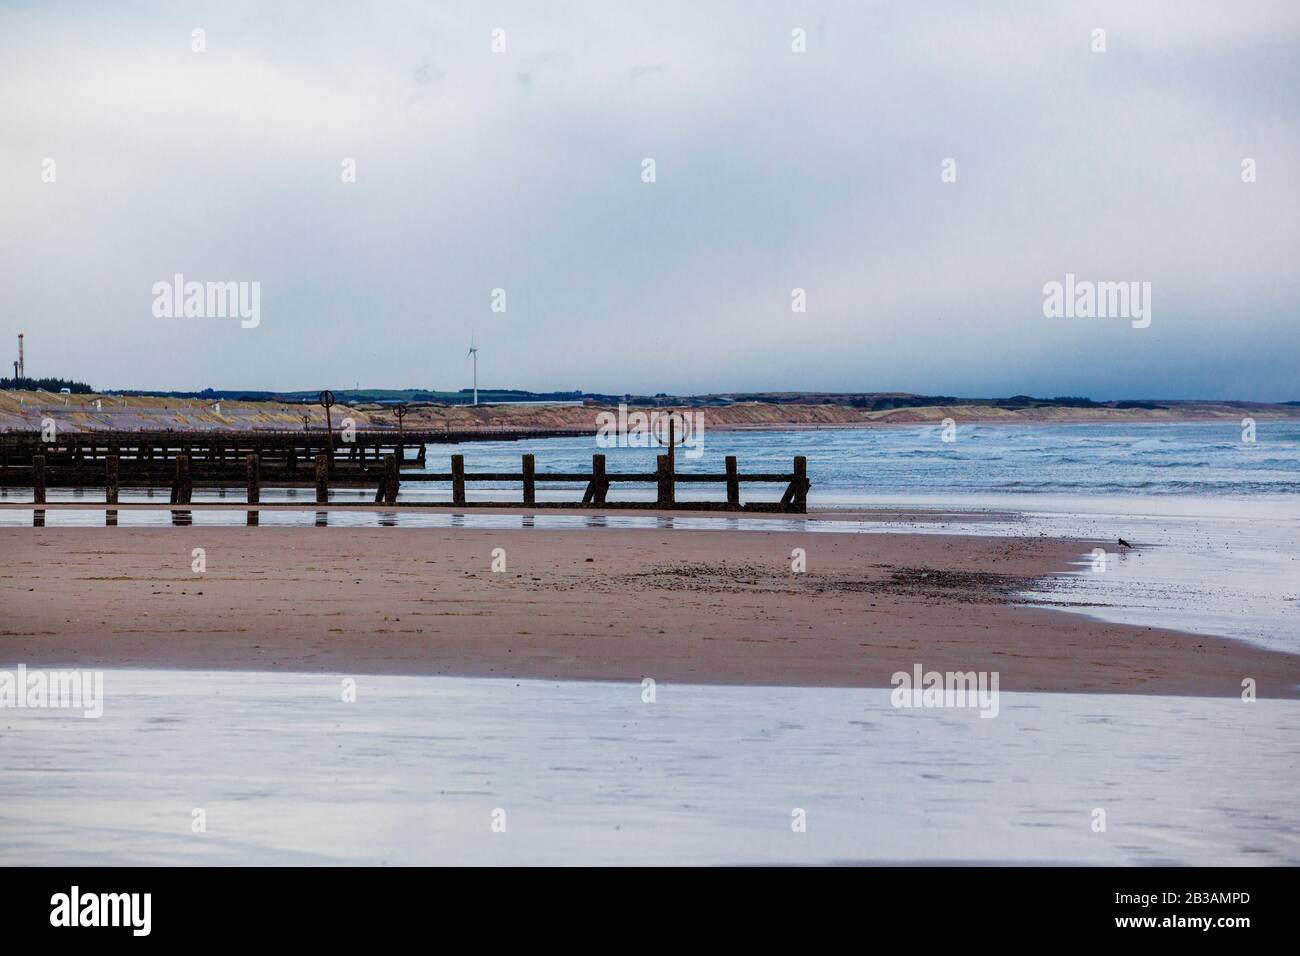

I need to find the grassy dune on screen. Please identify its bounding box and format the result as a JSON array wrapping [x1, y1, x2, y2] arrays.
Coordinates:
[[2, 389, 1296, 433]]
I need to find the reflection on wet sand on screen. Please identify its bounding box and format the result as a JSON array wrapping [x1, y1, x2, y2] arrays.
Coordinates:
[[3, 670, 1295, 866]]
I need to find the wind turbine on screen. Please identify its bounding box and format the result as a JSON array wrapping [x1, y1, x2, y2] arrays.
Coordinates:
[[467, 332, 479, 406]]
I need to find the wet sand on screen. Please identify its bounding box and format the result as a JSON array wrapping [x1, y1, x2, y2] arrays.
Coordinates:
[[0, 502, 1011, 523], [7, 672, 1296, 865], [2, 525, 1297, 698]]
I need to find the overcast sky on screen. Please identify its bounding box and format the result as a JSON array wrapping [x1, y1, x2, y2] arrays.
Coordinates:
[[2, 1, 1297, 399]]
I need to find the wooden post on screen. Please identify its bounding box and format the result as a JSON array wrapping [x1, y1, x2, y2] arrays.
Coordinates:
[[592, 454, 607, 504], [175, 454, 192, 504], [780, 456, 808, 511], [451, 454, 466, 506], [383, 454, 398, 504], [315, 453, 329, 504], [725, 455, 739, 507], [247, 453, 260, 504], [33, 454, 46, 504], [105, 454, 119, 505], [666, 417, 677, 506], [320, 390, 336, 475], [656, 454, 672, 507], [522, 454, 535, 505]]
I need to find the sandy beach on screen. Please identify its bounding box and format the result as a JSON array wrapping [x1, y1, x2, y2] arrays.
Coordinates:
[[4, 522, 1297, 698]]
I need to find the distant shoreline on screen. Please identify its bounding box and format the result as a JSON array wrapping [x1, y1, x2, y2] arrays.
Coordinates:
[[701, 413, 1300, 430], [3, 389, 1297, 434]]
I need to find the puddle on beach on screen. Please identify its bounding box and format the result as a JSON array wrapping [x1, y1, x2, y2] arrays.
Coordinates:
[[1016, 508, 1300, 657], [0, 670, 1295, 866]]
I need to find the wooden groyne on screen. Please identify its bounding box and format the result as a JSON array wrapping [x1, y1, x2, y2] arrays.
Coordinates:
[[0, 426, 573, 469], [1, 430, 810, 513]]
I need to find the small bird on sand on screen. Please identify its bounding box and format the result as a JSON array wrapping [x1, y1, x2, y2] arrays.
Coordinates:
[[1118, 538, 1132, 549]]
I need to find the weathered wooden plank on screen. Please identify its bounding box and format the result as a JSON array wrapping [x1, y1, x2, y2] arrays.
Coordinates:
[[247, 453, 260, 504], [793, 455, 809, 512], [384, 454, 398, 504], [522, 454, 535, 505], [175, 455, 192, 504], [656, 454, 673, 507], [451, 455, 466, 505], [33, 454, 45, 504], [315, 454, 329, 504], [105, 455, 119, 505], [593, 454, 608, 504]]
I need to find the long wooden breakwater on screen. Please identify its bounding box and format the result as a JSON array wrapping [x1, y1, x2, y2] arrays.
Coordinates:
[[0, 427, 575, 471], [1, 430, 810, 513]]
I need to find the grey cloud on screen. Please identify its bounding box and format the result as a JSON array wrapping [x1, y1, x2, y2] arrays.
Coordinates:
[[0, 0, 1296, 399]]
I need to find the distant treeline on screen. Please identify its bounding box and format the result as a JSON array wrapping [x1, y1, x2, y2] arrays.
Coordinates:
[[993, 395, 1165, 410], [849, 395, 959, 410], [757, 394, 1168, 411], [1, 377, 94, 393]]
